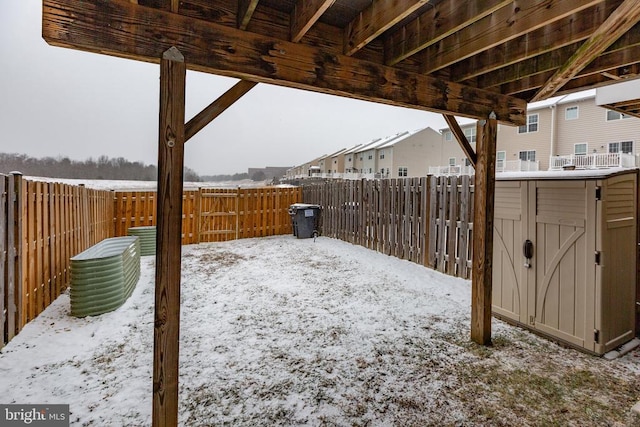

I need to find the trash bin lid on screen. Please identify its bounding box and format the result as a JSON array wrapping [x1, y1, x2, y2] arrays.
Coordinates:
[[289, 203, 321, 209]]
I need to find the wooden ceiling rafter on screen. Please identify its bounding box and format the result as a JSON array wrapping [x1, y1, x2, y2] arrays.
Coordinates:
[[450, 0, 621, 83], [238, 0, 260, 30], [113, 0, 640, 117], [384, 0, 512, 66], [532, 0, 640, 101], [344, 0, 428, 57], [477, 30, 640, 90], [291, 0, 335, 43], [42, 0, 526, 124], [418, 0, 604, 75], [499, 43, 640, 96]]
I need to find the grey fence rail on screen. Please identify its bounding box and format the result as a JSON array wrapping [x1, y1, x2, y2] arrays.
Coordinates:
[[302, 175, 474, 279]]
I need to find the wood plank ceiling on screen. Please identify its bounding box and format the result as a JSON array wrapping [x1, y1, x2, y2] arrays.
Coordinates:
[[42, 0, 640, 121]]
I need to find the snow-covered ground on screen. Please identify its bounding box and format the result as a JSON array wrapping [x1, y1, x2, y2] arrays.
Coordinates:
[[1, 236, 639, 426]]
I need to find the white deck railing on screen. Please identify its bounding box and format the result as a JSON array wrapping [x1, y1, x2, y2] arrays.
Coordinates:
[[428, 160, 539, 176], [497, 159, 539, 172], [549, 153, 636, 170], [428, 165, 475, 176]]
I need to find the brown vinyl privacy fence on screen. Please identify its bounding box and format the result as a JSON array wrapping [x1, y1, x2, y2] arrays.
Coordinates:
[[1, 177, 301, 348], [303, 175, 475, 278]]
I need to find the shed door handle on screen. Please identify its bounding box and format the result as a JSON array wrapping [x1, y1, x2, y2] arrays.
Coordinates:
[[523, 239, 533, 268]]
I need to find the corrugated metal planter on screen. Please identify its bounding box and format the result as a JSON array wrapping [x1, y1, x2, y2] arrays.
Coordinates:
[[70, 236, 141, 317], [127, 226, 156, 256]]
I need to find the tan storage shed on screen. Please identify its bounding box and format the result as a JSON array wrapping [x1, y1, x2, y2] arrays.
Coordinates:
[[492, 169, 638, 355]]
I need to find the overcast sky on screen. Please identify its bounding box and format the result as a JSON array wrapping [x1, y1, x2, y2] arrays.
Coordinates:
[[1, 0, 453, 176]]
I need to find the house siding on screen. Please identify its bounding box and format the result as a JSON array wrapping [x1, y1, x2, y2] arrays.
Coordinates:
[[497, 107, 553, 170], [556, 98, 640, 156], [392, 128, 446, 177]]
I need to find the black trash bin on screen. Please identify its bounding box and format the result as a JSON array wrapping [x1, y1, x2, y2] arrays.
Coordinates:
[[288, 203, 321, 238]]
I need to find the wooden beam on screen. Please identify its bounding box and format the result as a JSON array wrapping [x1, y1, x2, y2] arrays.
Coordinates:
[[452, 0, 620, 82], [153, 46, 185, 427], [291, 0, 335, 43], [419, 0, 603, 74], [384, 0, 511, 66], [471, 114, 497, 346], [42, 0, 527, 125], [500, 44, 640, 95], [532, 0, 640, 101], [480, 37, 640, 90], [344, 0, 428, 57], [443, 114, 477, 168], [185, 80, 258, 141], [238, 0, 260, 30]]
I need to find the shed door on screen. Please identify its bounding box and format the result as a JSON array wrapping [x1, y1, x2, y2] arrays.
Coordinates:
[[492, 180, 528, 324], [531, 180, 597, 351]]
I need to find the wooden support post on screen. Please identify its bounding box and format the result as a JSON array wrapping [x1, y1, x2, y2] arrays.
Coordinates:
[[471, 114, 497, 345], [153, 47, 186, 427]]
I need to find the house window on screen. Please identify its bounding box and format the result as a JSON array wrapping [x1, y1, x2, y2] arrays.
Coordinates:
[[606, 110, 631, 121], [334, 159, 337, 164], [518, 114, 538, 134], [347, 157, 351, 162], [368, 154, 373, 160], [449, 157, 456, 166], [443, 130, 453, 141], [463, 127, 476, 143], [497, 151, 506, 169], [359, 156, 363, 161], [519, 150, 536, 161], [609, 141, 633, 154], [464, 158, 472, 167], [398, 167, 408, 177], [379, 150, 385, 159], [574, 143, 587, 156], [565, 106, 578, 120]]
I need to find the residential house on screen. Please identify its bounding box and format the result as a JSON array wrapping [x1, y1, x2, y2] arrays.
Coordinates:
[[318, 148, 348, 175], [329, 145, 360, 178], [288, 155, 324, 178], [352, 138, 383, 177], [343, 144, 362, 176], [376, 127, 444, 178], [284, 89, 640, 182], [437, 89, 640, 173]]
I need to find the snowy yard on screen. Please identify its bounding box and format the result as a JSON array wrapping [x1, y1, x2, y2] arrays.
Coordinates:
[[1, 235, 639, 426]]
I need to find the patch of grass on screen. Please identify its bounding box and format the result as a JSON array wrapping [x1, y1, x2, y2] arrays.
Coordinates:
[[447, 352, 640, 426]]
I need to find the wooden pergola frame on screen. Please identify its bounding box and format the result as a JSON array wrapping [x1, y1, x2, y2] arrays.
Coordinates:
[[41, 1, 640, 425]]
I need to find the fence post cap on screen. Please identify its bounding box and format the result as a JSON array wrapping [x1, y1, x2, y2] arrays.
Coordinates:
[[9, 171, 23, 176]]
